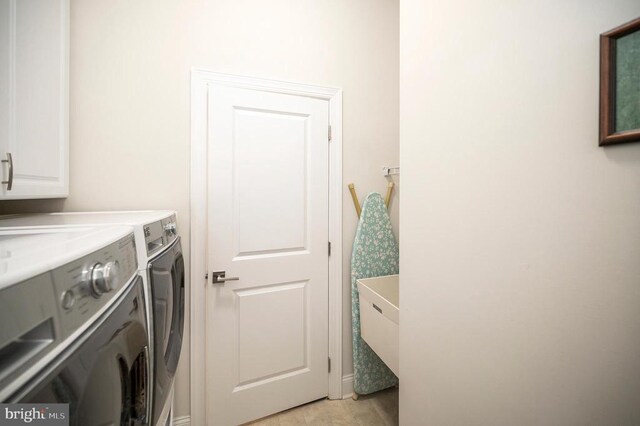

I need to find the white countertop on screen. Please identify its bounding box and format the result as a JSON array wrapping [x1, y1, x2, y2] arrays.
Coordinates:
[[0, 225, 134, 289], [0, 210, 175, 228]]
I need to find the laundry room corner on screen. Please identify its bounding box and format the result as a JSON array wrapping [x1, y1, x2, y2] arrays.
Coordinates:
[[0, 0, 399, 422]]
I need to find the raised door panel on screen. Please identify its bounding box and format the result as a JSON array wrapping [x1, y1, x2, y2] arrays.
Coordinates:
[[234, 107, 309, 257], [235, 281, 308, 387]]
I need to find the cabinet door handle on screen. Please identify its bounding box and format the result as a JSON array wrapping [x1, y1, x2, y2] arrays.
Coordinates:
[[2, 153, 13, 190]]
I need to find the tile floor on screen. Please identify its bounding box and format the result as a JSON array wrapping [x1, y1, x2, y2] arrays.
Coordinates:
[[244, 387, 399, 426]]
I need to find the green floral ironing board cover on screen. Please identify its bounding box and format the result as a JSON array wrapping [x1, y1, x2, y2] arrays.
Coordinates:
[[351, 192, 399, 395]]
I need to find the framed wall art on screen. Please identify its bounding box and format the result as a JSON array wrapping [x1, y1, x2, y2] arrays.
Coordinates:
[[600, 17, 640, 146]]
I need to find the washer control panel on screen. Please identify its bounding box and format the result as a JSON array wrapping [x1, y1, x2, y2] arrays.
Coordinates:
[[144, 214, 178, 256], [52, 233, 137, 339], [161, 214, 178, 243]]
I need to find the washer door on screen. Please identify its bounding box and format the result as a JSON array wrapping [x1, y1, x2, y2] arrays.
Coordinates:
[[149, 238, 185, 424], [13, 277, 150, 426], [166, 248, 185, 375]]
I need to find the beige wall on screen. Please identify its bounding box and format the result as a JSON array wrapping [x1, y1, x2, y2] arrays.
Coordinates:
[[0, 0, 399, 418], [400, 0, 640, 424]]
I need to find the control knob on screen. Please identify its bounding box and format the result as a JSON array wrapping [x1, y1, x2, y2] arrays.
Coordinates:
[[61, 290, 76, 310], [89, 261, 120, 297], [164, 222, 177, 236]]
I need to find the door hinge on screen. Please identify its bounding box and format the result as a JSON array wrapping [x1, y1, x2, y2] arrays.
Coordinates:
[[328, 241, 331, 256], [328, 125, 332, 142], [328, 357, 331, 373], [205, 272, 208, 280]]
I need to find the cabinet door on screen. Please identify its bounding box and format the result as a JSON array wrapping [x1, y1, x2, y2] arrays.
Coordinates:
[[0, 0, 68, 199]]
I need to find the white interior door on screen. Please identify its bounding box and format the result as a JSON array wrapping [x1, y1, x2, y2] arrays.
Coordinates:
[[205, 84, 330, 425]]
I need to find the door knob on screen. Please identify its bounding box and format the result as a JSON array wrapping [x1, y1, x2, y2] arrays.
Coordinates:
[[211, 271, 239, 284]]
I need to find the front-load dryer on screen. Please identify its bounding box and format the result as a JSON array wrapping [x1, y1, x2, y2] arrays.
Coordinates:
[[0, 211, 185, 426], [0, 225, 150, 425]]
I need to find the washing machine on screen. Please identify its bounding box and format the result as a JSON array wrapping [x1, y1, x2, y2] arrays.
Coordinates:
[[0, 211, 185, 426], [0, 225, 150, 425]]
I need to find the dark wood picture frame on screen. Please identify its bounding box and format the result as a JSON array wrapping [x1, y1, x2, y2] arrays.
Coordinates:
[[600, 17, 640, 146]]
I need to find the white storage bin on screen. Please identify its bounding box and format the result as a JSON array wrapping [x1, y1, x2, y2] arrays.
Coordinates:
[[356, 274, 399, 377]]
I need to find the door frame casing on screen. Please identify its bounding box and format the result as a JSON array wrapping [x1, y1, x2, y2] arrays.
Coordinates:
[[189, 70, 343, 425]]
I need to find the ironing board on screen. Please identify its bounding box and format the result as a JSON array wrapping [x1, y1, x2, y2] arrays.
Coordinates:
[[351, 193, 399, 397]]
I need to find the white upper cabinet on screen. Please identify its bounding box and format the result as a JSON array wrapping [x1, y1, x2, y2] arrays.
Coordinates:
[[0, 0, 69, 199]]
